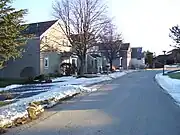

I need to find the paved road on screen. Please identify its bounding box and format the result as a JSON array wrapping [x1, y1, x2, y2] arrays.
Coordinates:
[[8, 71, 180, 135]]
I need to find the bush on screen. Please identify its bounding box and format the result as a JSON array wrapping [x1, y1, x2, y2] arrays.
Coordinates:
[[0, 128, 6, 134], [139, 65, 145, 69], [48, 72, 62, 78], [131, 65, 136, 69], [34, 74, 47, 82]]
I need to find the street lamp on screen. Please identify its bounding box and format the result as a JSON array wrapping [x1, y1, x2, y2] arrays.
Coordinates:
[[163, 50, 166, 75]]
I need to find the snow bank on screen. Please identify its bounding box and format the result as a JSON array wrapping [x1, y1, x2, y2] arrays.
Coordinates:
[[0, 85, 92, 127], [0, 84, 22, 92], [155, 73, 180, 104], [0, 70, 133, 127], [52, 70, 132, 85]]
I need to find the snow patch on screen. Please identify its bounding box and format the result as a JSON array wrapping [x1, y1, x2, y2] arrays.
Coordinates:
[[0, 70, 133, 127], [0, 84, 22, 92], [155, 73, 180, 104]]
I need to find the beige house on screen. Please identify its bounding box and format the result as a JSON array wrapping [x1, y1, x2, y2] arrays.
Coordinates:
[[0, 20, 77, 78], [38, 20, 75, 75]]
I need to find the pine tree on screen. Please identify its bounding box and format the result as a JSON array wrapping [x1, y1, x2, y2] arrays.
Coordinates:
[[0, 0, 28, 68]]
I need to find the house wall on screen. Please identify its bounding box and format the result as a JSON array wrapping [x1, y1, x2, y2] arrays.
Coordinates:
[[130, 58, 145, 68], [86, 55, 103, 73], [96, 57, 103, 73], [40, 21, 71, 52], [130, 47, 145, 68], [113, 50, 130, 70], [0, 38, 40, 78], [127, 48, 132, 68], [87, 55, 95, 73], [40, 52, 60, 75], [112, 58, 121, 68]]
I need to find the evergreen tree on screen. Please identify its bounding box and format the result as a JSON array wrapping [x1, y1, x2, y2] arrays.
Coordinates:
[[0, 0, 28, 68]]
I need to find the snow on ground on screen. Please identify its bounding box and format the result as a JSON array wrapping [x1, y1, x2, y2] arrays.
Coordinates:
[[0, 85, 90, 127], [0, 84, 22, 92], [0, 70, 133, 127], [155, 73, 180, 105], [52, 70, 133, 85]]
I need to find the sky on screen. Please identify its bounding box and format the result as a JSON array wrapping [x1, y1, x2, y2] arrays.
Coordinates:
[[13, 0, 180, 55]]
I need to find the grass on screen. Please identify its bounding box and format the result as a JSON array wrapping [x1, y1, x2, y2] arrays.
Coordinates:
[[0, 78, 28, 88], [0, 74, 63, 88], [168, 72, 180, 79], [0, 101, 13, 107]]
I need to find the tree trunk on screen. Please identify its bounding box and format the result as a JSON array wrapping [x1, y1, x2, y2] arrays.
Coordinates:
[[110, 59, 113, 72], [78, 56, 86, 77]]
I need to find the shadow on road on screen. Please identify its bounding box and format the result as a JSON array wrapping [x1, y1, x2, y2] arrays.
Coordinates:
[[5, 71, 180, 135]]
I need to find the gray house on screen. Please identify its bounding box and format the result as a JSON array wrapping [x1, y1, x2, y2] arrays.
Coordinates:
[[91, 43, 132, 70], [113, 43, 131, 69], [0, 38, 41, 78]]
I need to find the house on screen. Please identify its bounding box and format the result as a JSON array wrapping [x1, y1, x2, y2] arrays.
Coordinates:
[[0, 20, 76, 78], [113, 43, 131, 70], [130, 47, 145, 68], [86, 54, 103, 73], [88, 42, 132, 71], [0, 38, 41, 78], [167, 49, 180, 64], [153, 49, 180, 68], [153, 55, 167, 68]]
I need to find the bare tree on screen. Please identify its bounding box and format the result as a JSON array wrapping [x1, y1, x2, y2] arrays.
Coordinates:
[[53, 0, 109, 76], [99, 22, 123, 71], [169, 25, 180, 49], [169, 25, 180, 63]]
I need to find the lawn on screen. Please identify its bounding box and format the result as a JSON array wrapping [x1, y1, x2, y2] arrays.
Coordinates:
[[168, 72, 180, 79], [0, 101, 13, 107], [0, 78, 27, 88]]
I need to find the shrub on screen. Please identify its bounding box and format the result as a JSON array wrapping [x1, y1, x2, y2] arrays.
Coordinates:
[[34, 74, 47, 82], [139, 65, 145, 69]]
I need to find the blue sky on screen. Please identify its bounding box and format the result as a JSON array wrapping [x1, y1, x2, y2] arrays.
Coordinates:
[[13, 0, 180, 55]]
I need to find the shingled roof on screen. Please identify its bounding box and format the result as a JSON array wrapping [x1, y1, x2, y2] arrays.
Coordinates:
[[97, 42, 130, 51], [120, 43, 130, 50], [23, 20, 58, 37]]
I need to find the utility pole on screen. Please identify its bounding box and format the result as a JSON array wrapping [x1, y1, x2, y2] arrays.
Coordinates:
[[163, 51, 166, 75]]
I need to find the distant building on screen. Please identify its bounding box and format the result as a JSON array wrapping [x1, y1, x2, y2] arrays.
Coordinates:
[[91, 42, 132, 70], [130, 47, 145, 68]]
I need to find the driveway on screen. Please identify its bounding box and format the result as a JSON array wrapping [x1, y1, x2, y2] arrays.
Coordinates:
[[6, 71, 180, 135]]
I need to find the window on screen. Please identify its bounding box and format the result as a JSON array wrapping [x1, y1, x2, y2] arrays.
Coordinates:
[[44, 57, 49, 68]]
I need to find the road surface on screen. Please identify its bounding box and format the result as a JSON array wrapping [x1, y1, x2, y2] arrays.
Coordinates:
[[7, 71, 180, 135]]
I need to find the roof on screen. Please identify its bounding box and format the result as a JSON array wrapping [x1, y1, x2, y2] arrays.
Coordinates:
[[61, 52, 73, 57], [96, 42, 130, 51], [90, 54, 101, 58], [23, 20, 58, 37], [167, 49, 180, 54], [154, 55, 168, 60], [120, 43, 130, 50]]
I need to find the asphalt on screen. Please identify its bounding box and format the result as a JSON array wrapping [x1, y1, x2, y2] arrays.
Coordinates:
[[7, 70, 180, 135]]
